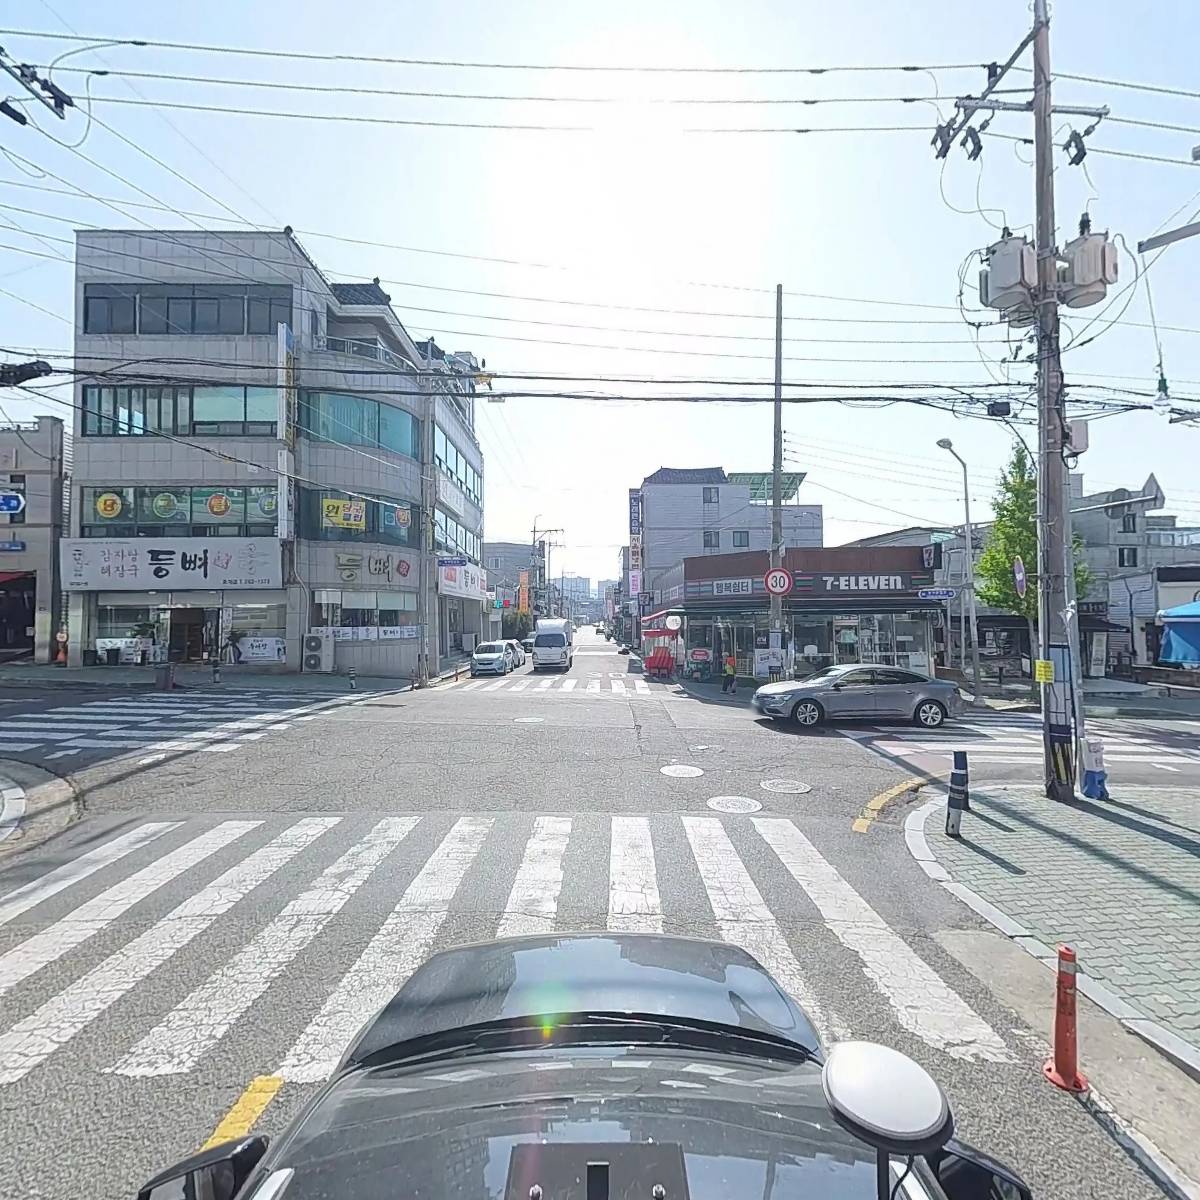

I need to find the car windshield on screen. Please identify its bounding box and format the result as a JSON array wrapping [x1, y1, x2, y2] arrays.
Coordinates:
[[475, 643, 503, 654], [535, 633, 566, 647]]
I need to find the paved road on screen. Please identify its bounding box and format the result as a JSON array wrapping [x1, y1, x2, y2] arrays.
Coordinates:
[[0, 632, 1175, 1200]]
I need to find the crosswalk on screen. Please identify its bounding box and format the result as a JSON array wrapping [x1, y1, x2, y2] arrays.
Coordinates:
[[0, 811, 1014, 1089], [0, 690, 365, 759], [456, 674, 654, 697], [845, 710, 1200, 772]]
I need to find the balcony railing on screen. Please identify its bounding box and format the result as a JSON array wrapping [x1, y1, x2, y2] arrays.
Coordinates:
[[322, 336, 416, 374]]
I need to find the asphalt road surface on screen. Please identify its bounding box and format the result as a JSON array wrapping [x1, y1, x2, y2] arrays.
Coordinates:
[[0, 629, 1174, 1200]]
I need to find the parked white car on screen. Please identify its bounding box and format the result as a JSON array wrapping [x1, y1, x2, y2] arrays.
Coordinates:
[[504, 639, 526, 667], [471, 641, 513, 677]]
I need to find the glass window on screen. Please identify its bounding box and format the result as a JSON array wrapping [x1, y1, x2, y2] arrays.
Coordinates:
[[874, 669, 926, 684], [139, 288, 170, 334], [732, 530, 750, 548], [6, 474, 24, 525], [192, 486, 245, 525], [83, 486, 134, 527], [82, 387, 101, 435], [378, 405, 417, 458], [702, 486, 720, 504], [137, 487, 189, 525], [247, 485, 279, 524], [83, 289, 136, 334], [193, 287, 246, 334], [193, 387, 246, 426], [245, 387, 278, 435], [434, 426, 447, 465], [1121, 513, 1137, 533], [702, 530, 720, 549], [167, 296, 193, 334], [1118, 547, 1138, 567]]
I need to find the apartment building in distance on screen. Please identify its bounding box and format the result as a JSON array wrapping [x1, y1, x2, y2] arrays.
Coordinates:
[[64, 229, 484, 676]]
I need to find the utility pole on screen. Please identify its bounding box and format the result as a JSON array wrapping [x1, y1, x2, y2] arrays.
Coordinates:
[[769, 283, 784, 679], [1032, 0, 1077, 802]]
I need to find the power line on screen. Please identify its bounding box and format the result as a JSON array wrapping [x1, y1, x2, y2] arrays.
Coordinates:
[[1048, 69, 1200, 104], [985, 131, 1200, 170], [82, 95, 939, 136], [0, 30, 990, 75]]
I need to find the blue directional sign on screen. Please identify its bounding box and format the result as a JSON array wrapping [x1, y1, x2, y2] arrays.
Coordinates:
[[918, 587, 958, 601], [0, 541, 25, 552], [0, 492, 25, 515], [438, 556, 467, 567]]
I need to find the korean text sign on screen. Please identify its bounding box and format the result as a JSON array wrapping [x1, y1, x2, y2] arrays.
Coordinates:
[[60, 538, 283, 590]]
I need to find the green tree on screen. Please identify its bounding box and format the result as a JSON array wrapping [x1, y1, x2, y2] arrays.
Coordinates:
[[976, 441, 1090, 638], [501, 609, 533, 640]]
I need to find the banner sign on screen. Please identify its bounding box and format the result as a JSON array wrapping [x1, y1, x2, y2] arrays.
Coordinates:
[[438, 561, 487, 601], [518, 568, 530, 613], [322, 499, 366, 529], [61, 538, 282, 591], [628, 489, 642, 537]]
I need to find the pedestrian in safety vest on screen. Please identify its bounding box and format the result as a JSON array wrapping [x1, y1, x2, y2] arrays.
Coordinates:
[[721, 654, 737, 694]]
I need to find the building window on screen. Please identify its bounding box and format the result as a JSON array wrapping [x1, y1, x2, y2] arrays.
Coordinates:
[[299, 392, 419, 460], [296, 488, 417, 547], [82, 283, 291, 336], [732, 529, 749, 548], [80, 484, 277, 538], [433, 506, 481, 562], [309, 308, 320, 341], [1121, 513, 1137, 533], [703, 530, 720, 549], [81, 384, 276, 438], [6, 474, 25, 526], [434, 423, 482, 506], [1118, 547, 1138, 568], [702, 486, 720, 504]]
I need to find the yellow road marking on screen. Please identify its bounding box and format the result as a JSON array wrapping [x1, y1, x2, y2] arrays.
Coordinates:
[[852, 778, 924, 834], [202, 1074, 283, 1149]]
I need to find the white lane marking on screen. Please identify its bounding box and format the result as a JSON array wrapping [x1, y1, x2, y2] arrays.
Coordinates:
[[0, 818, 338, 1084], [633, 679, 651, 694], [586, 680, 601, 694], [753, 817, 1012, 1063], [111, 816, 419, 1078], [278, 816, 494, 1083], [495, 816, 572, 938], [1152, 763, 1182, 772], [0, 785, 26, 844], [610, 679, 628, 696], [0, 822, 257, 998], [139, 755, 166, 765], [508, 679, 532, 692], [608, 817, 663, 934], [0, 824, 179, 926], [0, 729, 111, 741], [560, 679, 578, 693], [536, 678, 555, 691], [681, 816, 830, 1041], [0, 743, 37, 751], [460, 681, 486, 692], [43, 750, 84, 760], [481, 679, 508, 691]]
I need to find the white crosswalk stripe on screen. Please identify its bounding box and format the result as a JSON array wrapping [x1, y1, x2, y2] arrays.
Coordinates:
[[111, 817, 418, 1077], [452, 677, 658, 698], [0, 811, 1016, 1089], [0, 693, 363, 759]]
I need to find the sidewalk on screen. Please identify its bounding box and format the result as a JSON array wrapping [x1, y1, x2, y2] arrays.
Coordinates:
[[907, 783, 1200, 1081], [0, 660, 465, 694]]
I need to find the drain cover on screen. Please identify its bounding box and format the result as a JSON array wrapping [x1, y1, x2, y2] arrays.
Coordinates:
[[661, 764, 704, 778], [707, 796, 762, 814], [760, 779, 812, 794]]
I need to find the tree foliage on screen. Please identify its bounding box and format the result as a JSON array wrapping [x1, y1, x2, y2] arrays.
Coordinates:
[[976, 441, 1090, 624], [501, 609, 533, 639]]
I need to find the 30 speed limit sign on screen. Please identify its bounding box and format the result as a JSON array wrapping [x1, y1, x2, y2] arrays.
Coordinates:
[[764, 567, 793, 596]]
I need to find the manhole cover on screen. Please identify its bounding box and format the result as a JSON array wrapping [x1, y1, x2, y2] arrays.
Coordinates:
[[514, 716, 544, 723], [707, 796, 763, 814], [661, 764, 704, 778], [760, 779, 812, 794], [688, 744, 722, 753]]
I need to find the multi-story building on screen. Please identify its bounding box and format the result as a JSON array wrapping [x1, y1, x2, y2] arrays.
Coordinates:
[[63, 229, 485, 676], [0, 415, 65, 663], [635, 467, 823, 602]]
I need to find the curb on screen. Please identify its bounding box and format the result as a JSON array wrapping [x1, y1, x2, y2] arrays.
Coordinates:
[[0, 775, 26, 844], [904, 795, 1200, 1084]]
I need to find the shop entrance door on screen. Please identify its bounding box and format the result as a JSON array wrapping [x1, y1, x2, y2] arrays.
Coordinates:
[[0, 571, 35, 658], [168, 608, 211, 662]]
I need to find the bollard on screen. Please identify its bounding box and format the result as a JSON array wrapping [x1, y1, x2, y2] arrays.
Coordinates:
[[952, 748, 970, 812], [348, 666, 357, 692], [211, 659, 221, 686], [945, 782, 964, 838], [1043, 945, 1088, 1093], [1080, 736, 1109, 801]]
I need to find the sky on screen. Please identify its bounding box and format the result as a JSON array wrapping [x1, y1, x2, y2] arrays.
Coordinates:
[[2, 0, 1199, 580]]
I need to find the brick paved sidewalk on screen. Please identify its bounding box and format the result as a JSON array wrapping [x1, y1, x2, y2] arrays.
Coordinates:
[[915, 784, 1200, 1076]]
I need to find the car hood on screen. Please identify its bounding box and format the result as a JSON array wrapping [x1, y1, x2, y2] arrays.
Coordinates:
[[339, 933, 821, 1070], [755, 679, 821, 696]]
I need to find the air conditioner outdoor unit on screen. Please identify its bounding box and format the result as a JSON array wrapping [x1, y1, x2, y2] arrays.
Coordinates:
[[302, 633, 334, 673]]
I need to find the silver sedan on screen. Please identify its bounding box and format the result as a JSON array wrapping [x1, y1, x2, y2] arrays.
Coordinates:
[[751, 664, 964, 729]]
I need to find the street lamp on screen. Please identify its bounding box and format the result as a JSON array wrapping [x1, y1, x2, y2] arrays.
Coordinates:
[[937, 439, 985, 707]]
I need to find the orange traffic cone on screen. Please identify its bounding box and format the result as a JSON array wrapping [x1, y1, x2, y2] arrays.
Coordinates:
[[54, 641, 68, 665]]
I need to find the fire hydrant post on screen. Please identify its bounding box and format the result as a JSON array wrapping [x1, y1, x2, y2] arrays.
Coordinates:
[[1043, 945, 1088, 1093]]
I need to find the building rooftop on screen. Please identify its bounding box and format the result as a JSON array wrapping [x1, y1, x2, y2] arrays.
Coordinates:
[[641, 467, 728, 486], [330, 280, 393, 306]]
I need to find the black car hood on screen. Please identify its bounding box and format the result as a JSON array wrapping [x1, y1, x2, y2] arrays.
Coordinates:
[[340, 933, 821, 1070]]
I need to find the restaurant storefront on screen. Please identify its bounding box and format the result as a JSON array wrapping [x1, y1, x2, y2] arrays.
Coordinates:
[[678, 548, 943, 679]]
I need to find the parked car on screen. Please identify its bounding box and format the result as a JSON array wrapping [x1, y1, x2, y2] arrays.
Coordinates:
[[471, 641, 513, 677], [521, 635, 534, 657], [752, 664, 963, 728], [504, 638, 526, 667]]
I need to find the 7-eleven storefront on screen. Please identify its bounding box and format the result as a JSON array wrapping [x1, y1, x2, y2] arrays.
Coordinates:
[[678, 547, 942, 679]]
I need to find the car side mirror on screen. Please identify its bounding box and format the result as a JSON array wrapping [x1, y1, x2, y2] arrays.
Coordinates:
[[137, 1136, 268, 1200], [831, 681, 845, 690], [928, 1137, 1033, 1200]]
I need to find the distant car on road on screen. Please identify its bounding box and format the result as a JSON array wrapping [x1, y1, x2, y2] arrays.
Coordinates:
[[471, 641, 513, 677], [504, 639, 526, 667], [752, 664, 963, 729], [521, 635, 534, 657]]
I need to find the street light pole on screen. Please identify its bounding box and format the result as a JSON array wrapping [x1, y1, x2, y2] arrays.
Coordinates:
[[937, 439, 984, 707]]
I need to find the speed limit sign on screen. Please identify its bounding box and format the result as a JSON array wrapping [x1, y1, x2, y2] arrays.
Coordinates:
[[764, 568, 793, 596]]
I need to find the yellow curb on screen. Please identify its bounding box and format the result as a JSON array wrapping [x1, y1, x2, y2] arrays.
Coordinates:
[[202, 1074, 283, 1149], [852, 778, 924, 834]]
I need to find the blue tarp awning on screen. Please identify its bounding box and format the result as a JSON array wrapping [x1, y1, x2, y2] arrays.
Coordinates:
[[1158, 601, 1200, 664]]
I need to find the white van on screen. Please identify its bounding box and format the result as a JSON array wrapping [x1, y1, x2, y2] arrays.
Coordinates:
[[532, 618, 574, 671]]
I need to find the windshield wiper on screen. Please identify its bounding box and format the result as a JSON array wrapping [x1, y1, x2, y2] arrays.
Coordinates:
[[354, 1010, 819, 1074]]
